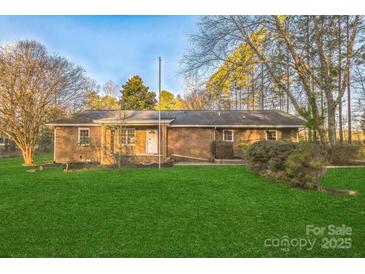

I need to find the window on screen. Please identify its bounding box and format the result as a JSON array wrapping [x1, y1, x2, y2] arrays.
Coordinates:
[[120, 128, 136, 145], [0, 135, 4, 146], [78, 128, 90, 145], [266, 130, 277, 141], [223, 130, 234, 142]]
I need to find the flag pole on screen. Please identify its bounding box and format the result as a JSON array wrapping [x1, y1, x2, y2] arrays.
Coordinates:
[[158, 57, 161, 169]]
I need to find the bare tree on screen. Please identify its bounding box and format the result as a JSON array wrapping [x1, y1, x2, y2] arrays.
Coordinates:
[[182, 16, 364, 145], [103, 80, 118, 97], [182, 89, 216, 110], [0, 40, 88, 166]]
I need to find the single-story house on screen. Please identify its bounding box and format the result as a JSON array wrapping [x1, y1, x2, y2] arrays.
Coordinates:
[[47, 110, 304, 164]]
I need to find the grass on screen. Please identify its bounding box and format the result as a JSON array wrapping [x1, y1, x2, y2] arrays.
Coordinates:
[[0, 154, 364, 257]]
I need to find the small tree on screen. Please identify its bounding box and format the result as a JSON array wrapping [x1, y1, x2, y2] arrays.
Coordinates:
[[119, 75, 156, 110], [85, 91, 102, 109], [84, 80, 119, 110], [157, 90, 184, 110], [0, 40, 88, 166], [158, 90, 175, 110]]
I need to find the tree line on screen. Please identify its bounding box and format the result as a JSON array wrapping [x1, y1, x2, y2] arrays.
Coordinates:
[[85, 75, 195, 111], [2, 16, 365, 166], [182, 16, 365, 146]]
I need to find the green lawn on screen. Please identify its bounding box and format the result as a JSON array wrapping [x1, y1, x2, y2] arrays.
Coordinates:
[[0, 154, 364, 257]]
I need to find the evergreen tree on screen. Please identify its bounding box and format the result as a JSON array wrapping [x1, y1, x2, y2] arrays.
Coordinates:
[[120, 75, 157, 110]]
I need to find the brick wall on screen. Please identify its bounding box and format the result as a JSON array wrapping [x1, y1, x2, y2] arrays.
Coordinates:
[[167, 127, 215, 160], [54, 126, 102, 163], [215, 128, 299, 158], [54, 125, 299, 163], [101, 125, 168, 165]]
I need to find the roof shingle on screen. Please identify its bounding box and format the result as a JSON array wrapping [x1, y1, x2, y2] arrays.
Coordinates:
[[48, 110, 305, 127]]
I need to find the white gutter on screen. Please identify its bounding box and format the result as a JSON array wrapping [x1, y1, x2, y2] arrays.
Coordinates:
[[46, 123, 100, 127], [92, 119, 174, 125]]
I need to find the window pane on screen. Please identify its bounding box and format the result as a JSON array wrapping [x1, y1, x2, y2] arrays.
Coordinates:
[[120, 129, 135, 144], [79, 129, 90, 144], [224, 130, 233, 141], [266, 130, 276, 140], [128, 129, 135, 144], [120, 129, 127, 144]]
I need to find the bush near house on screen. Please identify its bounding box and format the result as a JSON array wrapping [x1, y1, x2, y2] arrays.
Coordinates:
[[329, 143, 360, 165], [285, 143, 328, 189], [244, 140, 328, 189], [358, 144, 365, 160], [244, 140, 296, 174]]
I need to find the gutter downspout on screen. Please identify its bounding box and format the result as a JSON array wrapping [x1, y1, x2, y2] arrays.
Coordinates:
[[53, 127, 56, 163]]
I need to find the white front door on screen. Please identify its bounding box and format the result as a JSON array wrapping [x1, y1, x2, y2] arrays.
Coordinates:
[[146, 130, 158, 154]]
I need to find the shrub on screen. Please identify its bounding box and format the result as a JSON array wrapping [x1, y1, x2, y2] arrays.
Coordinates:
[[245, 140, 296, 174], [245, 140, 273, 172], [358, 145, 365, 160], [238, 143, 251, 159], [285, 143, 328, 189], [212, 141, 234, 159], [329, 143, 360, 165], [245, 140, 328, 190]]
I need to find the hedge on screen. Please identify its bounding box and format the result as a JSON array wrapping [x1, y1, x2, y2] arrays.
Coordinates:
[[244, 141, 328, 189]]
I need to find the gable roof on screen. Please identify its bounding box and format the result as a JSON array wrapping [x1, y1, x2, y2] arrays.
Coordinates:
[[48, 110, 304, 128]]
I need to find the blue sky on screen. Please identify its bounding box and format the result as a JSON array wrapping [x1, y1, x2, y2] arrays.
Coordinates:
[[0, 16, 198, 96]]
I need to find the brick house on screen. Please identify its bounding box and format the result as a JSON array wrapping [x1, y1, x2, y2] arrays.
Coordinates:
[[47, 110, 304, 164]]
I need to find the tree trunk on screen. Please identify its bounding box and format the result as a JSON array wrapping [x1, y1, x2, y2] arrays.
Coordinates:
[[327, 104, 337, 146], [317, 123, 326, 144], [339, 101, 344, 143], [21, 145, 35, 166], [261, 63, 264, 110], [347, 16, 352, 144], [338, 16, 344, 143]]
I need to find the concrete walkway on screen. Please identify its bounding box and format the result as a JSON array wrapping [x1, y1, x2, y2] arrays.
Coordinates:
[[326, 165, 365, 169], [174, 162, 244, 166], [173, 162, 365, 168]]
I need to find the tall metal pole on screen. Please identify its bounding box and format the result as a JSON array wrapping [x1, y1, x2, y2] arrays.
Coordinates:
[[346, 16, 352, 144], [158, 57, 161, 169]]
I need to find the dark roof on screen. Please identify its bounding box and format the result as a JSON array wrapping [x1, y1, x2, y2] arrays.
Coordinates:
[[48, 110, 304, 127]]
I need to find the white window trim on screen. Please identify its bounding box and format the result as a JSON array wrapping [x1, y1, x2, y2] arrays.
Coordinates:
[[120, 128, 136, 146], [223, 129, 234, 142], [265, 130, 278, 141], [78, 127, 90, 145]]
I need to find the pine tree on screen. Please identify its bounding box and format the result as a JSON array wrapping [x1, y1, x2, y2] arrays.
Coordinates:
[[120, 75, 156, 110]]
